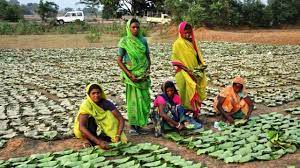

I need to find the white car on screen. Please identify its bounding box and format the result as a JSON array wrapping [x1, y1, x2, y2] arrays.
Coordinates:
[[146, 13, 171, 24], [56, 11, 84, 24]]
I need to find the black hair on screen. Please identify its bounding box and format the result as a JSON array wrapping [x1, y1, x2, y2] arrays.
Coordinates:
[[88, 84, 101, 95], [161, 81, 178, 94], [184, 23, 192, 30], [130, 18, 140, 25]]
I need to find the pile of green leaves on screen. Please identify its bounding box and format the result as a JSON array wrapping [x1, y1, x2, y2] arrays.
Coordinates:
[[165, 112, 300, 163], [0, 142, 205, 168], [285, 106, 300, 115]]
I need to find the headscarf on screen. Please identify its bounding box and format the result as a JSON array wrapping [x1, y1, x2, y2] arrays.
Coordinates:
[[177, 21, 205, 65], [74, 83, 127, 143], [118, 19, 149, 78], [233, 76, 245, 86]]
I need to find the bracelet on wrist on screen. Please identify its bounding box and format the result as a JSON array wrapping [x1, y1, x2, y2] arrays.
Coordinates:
[[176, 123, 181, 128]]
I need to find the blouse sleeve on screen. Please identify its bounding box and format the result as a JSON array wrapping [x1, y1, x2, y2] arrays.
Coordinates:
[[145, 40, 150, 57], [173, 94, 182, 105], [153, 96, 166, 107], [100, 100, 117, 111], [118, 48, 126, 57]]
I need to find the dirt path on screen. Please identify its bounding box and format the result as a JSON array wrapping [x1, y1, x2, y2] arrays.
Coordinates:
[[157, 26, 300, 45], [0, 28, 300, 49]]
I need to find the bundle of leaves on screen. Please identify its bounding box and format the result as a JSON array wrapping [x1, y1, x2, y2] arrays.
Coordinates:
[[165, 112, 300, 163], [0, 142, 205, 168]]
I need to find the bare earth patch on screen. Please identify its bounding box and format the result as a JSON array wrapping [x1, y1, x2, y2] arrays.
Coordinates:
[[0, 27, 300, 49], [0, 27, 299, 167]]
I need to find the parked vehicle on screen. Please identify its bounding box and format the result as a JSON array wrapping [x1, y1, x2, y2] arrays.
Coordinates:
[[146, 13, 171, 24], [56, 11, 84, 24]]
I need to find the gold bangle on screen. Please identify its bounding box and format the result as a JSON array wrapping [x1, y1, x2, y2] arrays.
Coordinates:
[[116, 135, 120, 137]]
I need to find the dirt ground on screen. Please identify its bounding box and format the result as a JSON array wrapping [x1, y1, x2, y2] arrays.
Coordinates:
[[1, 100, 299, 167], [0, 27, 300, 49], [0, 27, 300, 167]]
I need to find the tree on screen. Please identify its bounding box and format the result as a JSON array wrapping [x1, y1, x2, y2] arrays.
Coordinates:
[[8, 0, 20, 6], [102, 0, 119, 19], [164, 0, 190, 22], [36, 0, 59, 22], [0, 0, 23, 21], [0, 0, 9, 20], [100, 0, 166, 17], [268, 0, 299, 25], [5, 4, 23, 21], [26, 3, 39, 14], [64, 7, 74, 12], [77, 0, 101, 17], [82, 7, 100, 16], [241, 0, 268, 26], [207, 0, 243, 26]]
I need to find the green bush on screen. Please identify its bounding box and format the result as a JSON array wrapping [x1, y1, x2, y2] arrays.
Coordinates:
[[165, 0, 300, 27], [15, 21, 44, 35], [0, 21, 149, 36], [51, 22, 90, 34], [0, 22, 13, 35], [85, 27, 102, 43], [0, 0, 23, 22]]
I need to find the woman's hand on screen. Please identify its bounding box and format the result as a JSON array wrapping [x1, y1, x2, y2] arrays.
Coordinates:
[[115, 135, 120, 142], [177, 124, 185, 131], [176, 122, 185, 131], [225, 114, 234, 124], [128, 73, 139, 82], [96, 140, 109, 150]]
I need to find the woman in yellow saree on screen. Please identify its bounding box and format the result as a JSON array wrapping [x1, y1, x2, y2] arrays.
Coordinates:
[[74, 83, 127, 149], [171, 21, 207, 118]]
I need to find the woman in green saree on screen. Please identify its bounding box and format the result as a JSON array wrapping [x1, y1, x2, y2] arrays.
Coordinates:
[[117, 18, 151, 135]]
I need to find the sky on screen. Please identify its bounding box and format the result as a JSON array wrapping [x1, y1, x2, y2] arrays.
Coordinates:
[[18, 0, 269, 10], [18, 0, 86, 9]]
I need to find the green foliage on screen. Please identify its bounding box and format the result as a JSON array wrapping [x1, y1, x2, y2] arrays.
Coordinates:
[[241, 0, 271, 27], [164, 0, 300, 27], [5, 4, 23, 21], [78, 0, 101, 18], [0, 0, 23, 22], [164, 0, 189, 23], [0, 22, 13, 35], [15, 20, 44, 35], [85, 27, 102, 43], [36, 0, 59, 22], [102, 0, 119, 19], [268, 0, 300, 26], [0, 20, 149, 36]]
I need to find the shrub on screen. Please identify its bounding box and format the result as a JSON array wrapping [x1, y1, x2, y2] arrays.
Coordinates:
[[85, 27, 101, 43], [0, 22, 13, 35]]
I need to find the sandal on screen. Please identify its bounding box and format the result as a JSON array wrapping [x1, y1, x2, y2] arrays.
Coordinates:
[[128, 129, 139, 136]]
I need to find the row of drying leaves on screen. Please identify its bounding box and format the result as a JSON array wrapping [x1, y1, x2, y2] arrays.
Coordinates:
[[0, 142, 205, 168], [164, 112, 300, 163]]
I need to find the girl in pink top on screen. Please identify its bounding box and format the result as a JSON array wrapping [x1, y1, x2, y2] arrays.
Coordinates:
[[152, 81, 201, 137]]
